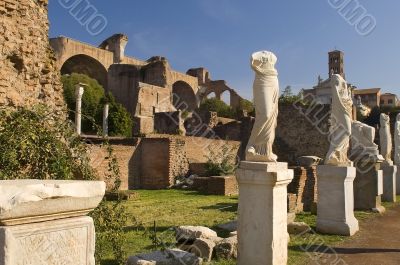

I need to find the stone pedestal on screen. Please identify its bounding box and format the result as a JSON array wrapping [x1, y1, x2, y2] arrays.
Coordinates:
[[381, 164, 397, 202], [0, 180, 105, 265], [354, 161, 385, 213], [316, 165, 359, 236], [397, 168, 400, 195], [236, 162, 293, 265]]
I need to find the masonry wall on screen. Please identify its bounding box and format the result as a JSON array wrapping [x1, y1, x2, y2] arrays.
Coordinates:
[[0, 0, 64, 109]]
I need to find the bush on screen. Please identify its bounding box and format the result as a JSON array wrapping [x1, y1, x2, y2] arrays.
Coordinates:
[[0, 105, 128, 265], [238, 98, 255, 114], [62, 73, 133, 137], [200, 98, 235, 118], [204, 144, 237, 176]]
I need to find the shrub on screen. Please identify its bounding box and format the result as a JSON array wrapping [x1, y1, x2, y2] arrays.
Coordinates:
[[0, 105, 128, 265], [204, 144, 237, 176], [238, 98, 255, 114], [106, 94, 134, 137]]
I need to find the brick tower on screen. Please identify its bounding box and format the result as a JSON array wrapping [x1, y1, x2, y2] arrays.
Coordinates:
[[329, 50, 345, 80]]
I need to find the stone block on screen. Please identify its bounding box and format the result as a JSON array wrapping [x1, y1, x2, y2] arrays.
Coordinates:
[[382, 164, 397, 202], [0, 216, 95, 265], [207, 176, 238, 196], [354, 162, 385, 213], [236, 161, 293, 265], [316, 165, 359, 236]]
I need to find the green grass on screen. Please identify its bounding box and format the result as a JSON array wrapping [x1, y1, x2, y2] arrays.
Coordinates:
[[102, 190, 400, 265]]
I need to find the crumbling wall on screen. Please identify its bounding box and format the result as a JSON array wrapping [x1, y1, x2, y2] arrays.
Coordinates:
[[0, 0, 64, 109]]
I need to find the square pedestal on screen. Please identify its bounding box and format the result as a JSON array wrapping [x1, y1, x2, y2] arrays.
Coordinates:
[[354, 162, 385, 213], [0, 216, 95, 265], [382, 164, 397, 202], [316, 165, 359, 236], [397, 169, 400, 195], [236, 161, 293, 265]]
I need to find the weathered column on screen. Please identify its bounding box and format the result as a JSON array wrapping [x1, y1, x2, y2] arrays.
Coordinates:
[[103, 103, 109, 136], [0, 180, 105, 265], [75, 84, 85, 135], [382, 162, 397, 202], [236, 162, 293, 265]]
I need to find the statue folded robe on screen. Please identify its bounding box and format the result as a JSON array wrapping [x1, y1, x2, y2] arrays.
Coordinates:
[[325, 74, 353, 166], [246, 51, 279, 162], [380, 113, 393, 165]]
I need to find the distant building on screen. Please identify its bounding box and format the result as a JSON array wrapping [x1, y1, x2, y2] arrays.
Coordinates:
[[329, 50, 345, 80], [380, 93, 399, 107], [353, 88, 381, 108]]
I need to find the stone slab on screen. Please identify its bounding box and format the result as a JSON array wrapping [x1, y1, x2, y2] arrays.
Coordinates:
[[236, 162, 293, 265], [382, 165, 397, 202], [0, 216, 95, 265], [316, 165, 359, 236], [397, 169, 400, 195], [0, 180, 105, 225]]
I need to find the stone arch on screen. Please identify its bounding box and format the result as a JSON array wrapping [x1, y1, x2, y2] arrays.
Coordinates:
[[172, 81, 198, 112], [220, 89, 231, 105], [60, 54, 108, 90]]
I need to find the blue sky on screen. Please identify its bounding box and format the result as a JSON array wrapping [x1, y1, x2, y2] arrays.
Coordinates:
[[49, 0, 399, 100]]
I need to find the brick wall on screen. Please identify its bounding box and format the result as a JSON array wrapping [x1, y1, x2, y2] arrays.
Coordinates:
[[287, 166, 318, 212], [0, 0, 64, 109]]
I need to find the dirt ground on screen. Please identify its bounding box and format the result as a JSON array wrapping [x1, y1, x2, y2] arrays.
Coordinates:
[[308, 204, 400, 265]]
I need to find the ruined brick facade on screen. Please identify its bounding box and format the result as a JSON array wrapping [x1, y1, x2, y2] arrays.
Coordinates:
[[0, 0, 64, 109]]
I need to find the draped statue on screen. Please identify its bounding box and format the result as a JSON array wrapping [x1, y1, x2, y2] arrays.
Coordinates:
[[325, 74, 353, 166], [245, 51, 279, 162], [380, 113, 393, 164], [395, 114, 400, 166]]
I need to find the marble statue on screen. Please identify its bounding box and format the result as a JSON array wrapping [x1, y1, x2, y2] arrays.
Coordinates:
[[380, 113, 393, 164], [325, 74, 353, 166], [245, 51, 279, 162], [351, 120, 382, 160], [394, 114, 400, 166]]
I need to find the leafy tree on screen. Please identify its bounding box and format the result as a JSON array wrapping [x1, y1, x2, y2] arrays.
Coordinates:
[[62, 73, 133, 137], [204, 144, 237, 176], [200, 98, 236, 118], [279, 85, 302, 104], [238, 98, 255, 115]]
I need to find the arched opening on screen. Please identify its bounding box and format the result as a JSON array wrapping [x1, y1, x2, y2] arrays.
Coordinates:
[[172, 81, 198, 112], [61, 54, 108, 90], [206, 92, 216, 99], [221, 90, 231, 106]]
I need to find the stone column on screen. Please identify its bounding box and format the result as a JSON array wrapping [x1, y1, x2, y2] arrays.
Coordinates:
[[354, 160, 385, 213], [75, 85, 85, 135], [236, 161, 293, 265], [316, 165, 359, 236], [0, 180, 105, 265], [103, 103, 109, 136], [381, 162, 397, 202]]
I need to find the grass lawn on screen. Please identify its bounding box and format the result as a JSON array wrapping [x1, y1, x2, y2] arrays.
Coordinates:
[[102, 190, 400, 265]]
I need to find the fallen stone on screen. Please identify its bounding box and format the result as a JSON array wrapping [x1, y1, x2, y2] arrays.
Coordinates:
[[215, 235, 238, 259], [175, 226, 218, 242], [127, 249, 203, 265], [288, 222, 311, 235], [216, 220, 237, 232], [297, 156, 322, 167], [189, 238, 215, 261]]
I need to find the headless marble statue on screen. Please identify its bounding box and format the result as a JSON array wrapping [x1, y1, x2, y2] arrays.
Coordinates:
[[394, 113, 400, 166], [325, 74, 353, 166], [380, 113, 393, 165], [351, 120, 382, 161], [246, 51, 279, 162]]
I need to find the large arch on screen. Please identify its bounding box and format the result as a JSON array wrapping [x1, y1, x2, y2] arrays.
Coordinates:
[[60, 54, 108, 90], [172, 81, 198, 112]]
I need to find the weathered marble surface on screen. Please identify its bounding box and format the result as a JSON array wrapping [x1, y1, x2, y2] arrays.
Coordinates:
[[236, 161, 293, 265], [395, 113, 400, 166], [246, 51, 279, 162], [351, 121, 382, 161], [380, 113, 393, 165], [0, 216, 95, 265], [325, 75, 353, 166], [317, 165, 359, 236], [0, 180, 105, 225], [382, 164, 397, 202]]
